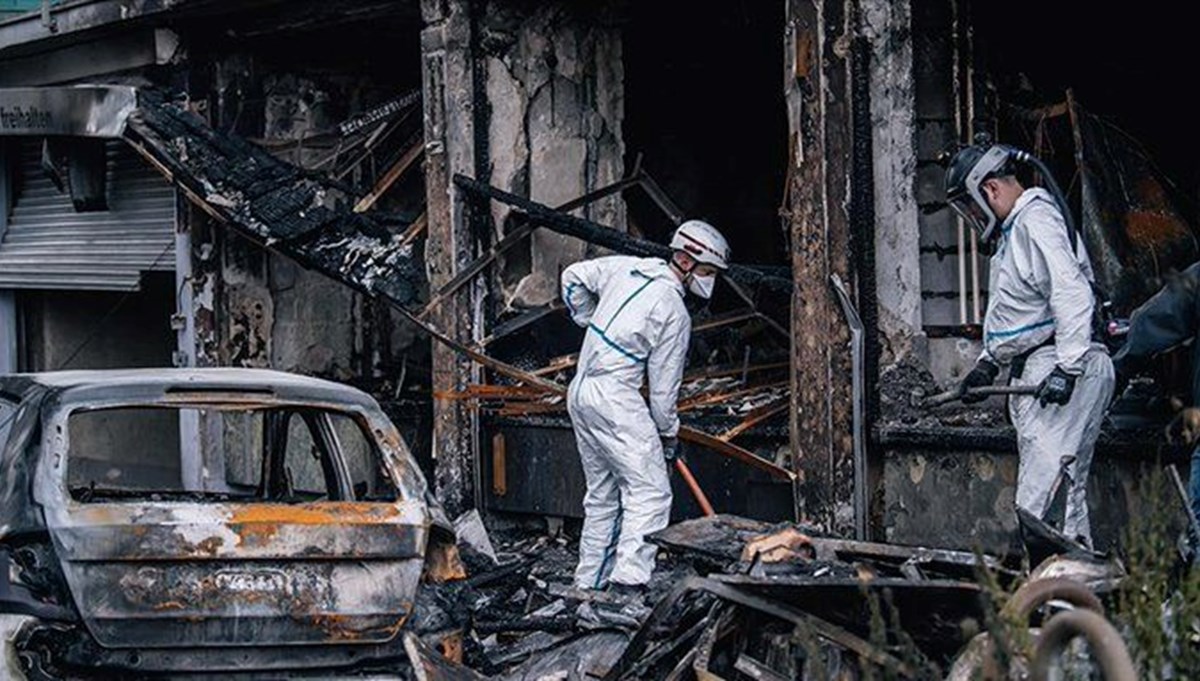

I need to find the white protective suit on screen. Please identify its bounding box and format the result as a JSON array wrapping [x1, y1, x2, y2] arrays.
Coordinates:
[[561, 255, 690, 588], [981, 188, 1115, 546]]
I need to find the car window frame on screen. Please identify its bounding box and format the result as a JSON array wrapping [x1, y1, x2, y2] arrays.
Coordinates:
[[49, 401, 397, 504], [260, 408, 355, 502]]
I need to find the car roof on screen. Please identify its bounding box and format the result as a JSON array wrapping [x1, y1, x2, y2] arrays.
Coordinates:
[[0, 368, 377, 409]]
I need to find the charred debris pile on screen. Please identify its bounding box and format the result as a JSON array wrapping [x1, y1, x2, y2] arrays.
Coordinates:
[[407, 514, 1131, 680]]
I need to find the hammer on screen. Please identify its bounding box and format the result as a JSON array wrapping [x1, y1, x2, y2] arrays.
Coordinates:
[[911, 384, 1039, 409]]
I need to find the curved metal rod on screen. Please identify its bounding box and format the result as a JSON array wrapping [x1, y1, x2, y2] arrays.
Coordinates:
[[1031, 610, 1137, 681], [963, 578, 1106, 680], [1002, 577, 1104, 623]]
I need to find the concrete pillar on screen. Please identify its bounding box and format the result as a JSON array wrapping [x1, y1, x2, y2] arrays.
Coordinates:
[[422, 0, 480, 517], [862, 0, 921, 367]]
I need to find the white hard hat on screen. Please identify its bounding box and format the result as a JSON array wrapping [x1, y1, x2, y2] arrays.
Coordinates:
[[669, 220, 730, 270]]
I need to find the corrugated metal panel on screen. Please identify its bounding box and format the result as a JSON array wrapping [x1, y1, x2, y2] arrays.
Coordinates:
[[0, 140, 175, 291]]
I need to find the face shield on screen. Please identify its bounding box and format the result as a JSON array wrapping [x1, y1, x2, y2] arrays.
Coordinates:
[[948, 191, 995, 239], [945, 145, 1014, 243]]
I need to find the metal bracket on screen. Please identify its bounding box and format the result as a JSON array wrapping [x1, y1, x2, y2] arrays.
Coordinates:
[[830, 273, 867, 541]]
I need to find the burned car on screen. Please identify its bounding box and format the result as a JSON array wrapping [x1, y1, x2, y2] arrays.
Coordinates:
[[0, 369, 451, 679]]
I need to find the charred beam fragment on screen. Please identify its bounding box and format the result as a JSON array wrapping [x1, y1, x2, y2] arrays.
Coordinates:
[[122, 91, 425, 309], [338, 88, 422, 137], [452, 174, 792, 294], [404, 632, 486, 681], [692, 578, 915, 678]]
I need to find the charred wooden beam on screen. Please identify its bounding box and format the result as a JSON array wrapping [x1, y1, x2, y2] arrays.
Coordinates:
[[422, 0, 480, 518], [338, 88, 422, 137], [677, 381, 789, 413], [477, 301, 563, 347], [418, 221, 536, 321], [354, 135, 424, 213], [785, 0, 857, 534], [684, 361, 789, 383], [452, 174, 792, 294], [122, 90, 425, 309], [718, 403, 790, 442]]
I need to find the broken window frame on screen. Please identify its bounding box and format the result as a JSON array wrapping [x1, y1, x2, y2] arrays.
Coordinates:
[[262, 408, 356, 502]]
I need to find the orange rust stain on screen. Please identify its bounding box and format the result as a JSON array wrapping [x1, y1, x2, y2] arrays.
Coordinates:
[[192, 536, 224, 556], [232, 521, 280, 548], [423, 538, 467, 584], [229, 502, 402, 526], [232, 590, 275, 605], [229, 502, 403, 547], [154, 600, 188, 611], [438, 631, 464, 664], [311, 614, 365, 642], [74, 506, 127, 524], [310, 612, 409, 642]]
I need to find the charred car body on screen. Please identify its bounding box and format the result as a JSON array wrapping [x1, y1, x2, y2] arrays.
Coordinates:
[[0, 369, 449, 678]]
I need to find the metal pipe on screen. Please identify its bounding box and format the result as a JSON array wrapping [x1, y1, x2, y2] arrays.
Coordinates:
[[914, 383, 1037, 409], [830, 273, 867, 541], [951, 0, 968, 326], [965, 15, 983, 324], [674, 459, 715, 517], [970, 229, 982, 323], [957, 221, 968, 324]]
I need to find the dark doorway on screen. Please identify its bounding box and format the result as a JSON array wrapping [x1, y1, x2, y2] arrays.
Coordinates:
[[622, 0, 789, 267]]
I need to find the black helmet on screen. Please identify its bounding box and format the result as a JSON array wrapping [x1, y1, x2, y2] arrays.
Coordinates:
[[944, 136, 1025, 241]]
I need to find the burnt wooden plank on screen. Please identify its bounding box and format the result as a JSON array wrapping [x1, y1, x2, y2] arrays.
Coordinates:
[[785, 0, 857, 534], [422, 0, 480, 518]]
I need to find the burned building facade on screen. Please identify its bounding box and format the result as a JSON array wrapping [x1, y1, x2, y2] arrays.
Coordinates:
[[1, 0, 1195, 557]]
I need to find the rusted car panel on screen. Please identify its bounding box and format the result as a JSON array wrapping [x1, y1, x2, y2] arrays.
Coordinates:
[[45, 502, 428, 648], [78, 560, 423, 647], [48, 502, 429, 562], [0, 368, 444, 675]]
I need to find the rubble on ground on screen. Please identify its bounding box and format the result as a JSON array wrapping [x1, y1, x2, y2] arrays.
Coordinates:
[[406, 513, 1129, 679]]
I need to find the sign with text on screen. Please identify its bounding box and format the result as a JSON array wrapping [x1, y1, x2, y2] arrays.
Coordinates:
[[0, 86, 136, 137]]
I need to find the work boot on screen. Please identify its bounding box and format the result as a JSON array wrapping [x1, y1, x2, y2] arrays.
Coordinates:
[[605, 581, 647, 603], [575, 582, 651, 630]]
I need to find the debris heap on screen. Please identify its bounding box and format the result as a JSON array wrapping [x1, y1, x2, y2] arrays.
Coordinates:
[[403, 514, 1133, 680]]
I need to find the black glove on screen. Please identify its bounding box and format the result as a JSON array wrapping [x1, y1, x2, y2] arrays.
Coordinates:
[[958, 360, 999, 404], [1036, 366, 1076, 407], [661, 437, 679, 463]]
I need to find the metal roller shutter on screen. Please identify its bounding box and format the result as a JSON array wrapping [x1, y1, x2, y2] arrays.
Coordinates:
[[0, 139, 174, 290]]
